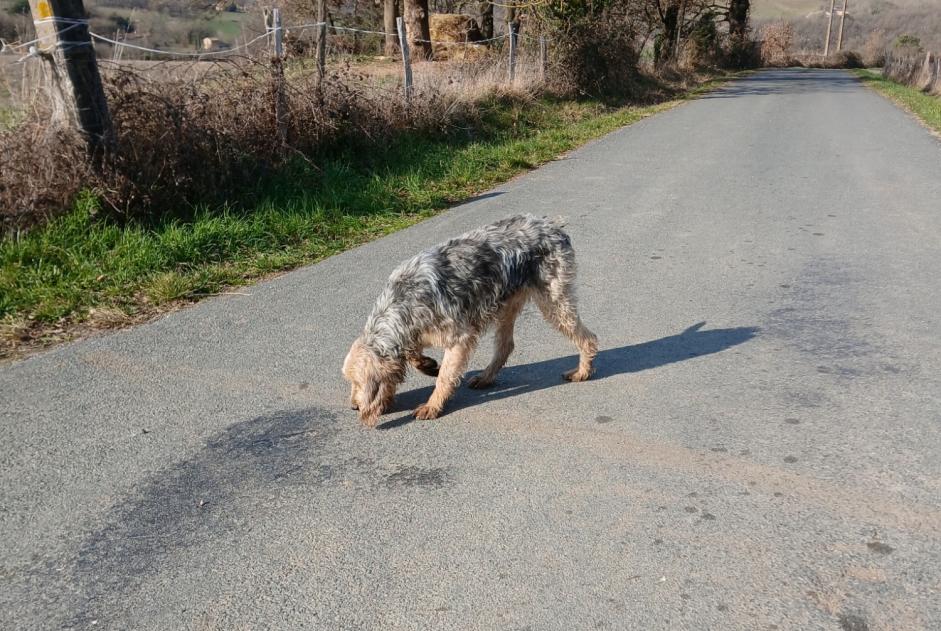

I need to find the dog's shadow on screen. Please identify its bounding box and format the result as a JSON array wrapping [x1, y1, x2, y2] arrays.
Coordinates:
[[378, 322, 758, 429]]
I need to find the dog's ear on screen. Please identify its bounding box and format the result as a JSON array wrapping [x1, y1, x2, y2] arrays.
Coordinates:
[[358, 371, 383, 427], [356, 352, 405, 428]]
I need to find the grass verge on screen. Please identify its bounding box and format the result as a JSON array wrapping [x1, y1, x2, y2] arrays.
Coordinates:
[[1, 75, 732, 359], [853, 69, 941, 133]]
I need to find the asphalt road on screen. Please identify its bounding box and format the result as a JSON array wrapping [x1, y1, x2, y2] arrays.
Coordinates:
[[3, 69, 941, 630]]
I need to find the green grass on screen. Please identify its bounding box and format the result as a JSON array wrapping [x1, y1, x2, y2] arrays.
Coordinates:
[[854, 69, 941, 133], [0, 78, 729, 352]]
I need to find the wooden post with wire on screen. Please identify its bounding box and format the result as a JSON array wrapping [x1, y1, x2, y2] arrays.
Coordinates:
[[507, 20, 517, 84], [315, 0, 327, 90], [265, 7, 288, 150], [396, 16, 413, 106], [26, 0, 113, 157], [823, 0, 836, 57], [539, 35, 547, 82]]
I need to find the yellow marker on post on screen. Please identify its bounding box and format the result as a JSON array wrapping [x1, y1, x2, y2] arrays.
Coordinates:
[[35, 0, 52, 19]]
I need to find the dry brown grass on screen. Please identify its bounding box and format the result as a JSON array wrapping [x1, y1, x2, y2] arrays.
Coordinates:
[[883, 49, 941, 96], [0, 45, 548, 232]]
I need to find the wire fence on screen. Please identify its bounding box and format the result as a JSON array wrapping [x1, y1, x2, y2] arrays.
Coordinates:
[[0, 11, 554, 134], [883, 48, 941, 96], [0, 9, 561, 230]]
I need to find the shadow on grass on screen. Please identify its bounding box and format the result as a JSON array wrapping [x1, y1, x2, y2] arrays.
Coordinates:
[[378, 322, 759, 429]]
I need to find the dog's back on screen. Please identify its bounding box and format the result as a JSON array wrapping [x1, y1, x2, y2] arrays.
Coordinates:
[[380, 214, 571, 323]]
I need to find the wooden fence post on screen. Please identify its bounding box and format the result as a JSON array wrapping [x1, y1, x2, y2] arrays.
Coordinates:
[[507, 21, 517, 84], [27, 0, 113, 156], [266, 7, 288, 149], [272, 7, 283, 57], [539, 35, 547, 81], [315, 0, 327, 90], [396, 16, 413, 105]]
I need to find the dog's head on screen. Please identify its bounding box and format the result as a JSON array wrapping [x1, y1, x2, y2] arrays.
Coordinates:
[[342, 338, 405, 427]]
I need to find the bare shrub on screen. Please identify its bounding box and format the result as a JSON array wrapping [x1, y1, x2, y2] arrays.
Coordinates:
[[760, 21, 794, 66], [862, 30, 888, 68], [832, 50, 864, 69], [0, 125, 88, 228], [787, 50, 865, 69], [543, 14, 639, 99], [0, 49, 543, 231], [884, 48, 941, 95]]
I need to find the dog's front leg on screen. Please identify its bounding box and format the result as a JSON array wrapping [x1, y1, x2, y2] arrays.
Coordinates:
[[415, 341, 474, 420]]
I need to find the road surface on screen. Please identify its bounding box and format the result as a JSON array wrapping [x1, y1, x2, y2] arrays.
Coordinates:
[[3, 69, 941, 630]]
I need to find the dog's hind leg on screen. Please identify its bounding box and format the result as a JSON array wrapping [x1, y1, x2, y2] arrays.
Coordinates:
[[535, 286, 598, 383], [408, 353, 439, 377], [468, 292, 526, 389], [415, 339, 476, 420]]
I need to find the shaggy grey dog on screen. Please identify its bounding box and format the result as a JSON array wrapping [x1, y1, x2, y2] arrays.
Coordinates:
[[343, 214, 598, 426]]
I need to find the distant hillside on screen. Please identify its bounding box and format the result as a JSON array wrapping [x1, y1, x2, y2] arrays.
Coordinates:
[[753, 0, 935, 19], [753, 0, 941, 53]]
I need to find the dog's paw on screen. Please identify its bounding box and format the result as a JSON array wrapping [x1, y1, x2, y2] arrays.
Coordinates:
[[467, 375, 494, 389], [414, 403, 442, 420], [414, 356, 440, 377], [563, 368, 592, 382]]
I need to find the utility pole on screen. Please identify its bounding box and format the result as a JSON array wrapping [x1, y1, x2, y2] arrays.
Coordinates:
[[836, 0, 848, 52], [823, 0, 836, 57], [26, 0, 113, 156]]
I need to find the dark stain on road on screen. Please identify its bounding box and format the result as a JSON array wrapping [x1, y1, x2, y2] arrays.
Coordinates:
[[867, 541, 894, 555], [839, 612, 871, 631], [61, 407, 348, 627], [784, 418, 801, 424], [765, 259, 880, 366], [385, 465, 452, 488], [701, 512, 716, 521], [50, 407, 449, 628]]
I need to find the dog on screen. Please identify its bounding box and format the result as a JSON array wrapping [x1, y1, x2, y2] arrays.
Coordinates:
[[342, 214, 598, 426]]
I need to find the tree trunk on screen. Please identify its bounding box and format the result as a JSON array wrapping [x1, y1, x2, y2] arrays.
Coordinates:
[[404, 0, 433, 60], [478, 1, 493, 40], [384, 0, 399, 56], [728, 0, 750, 42], [655, 1, 679, 66]]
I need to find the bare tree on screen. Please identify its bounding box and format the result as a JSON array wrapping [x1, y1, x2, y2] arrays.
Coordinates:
[[384, 0, 399, 55], [404, 0, 433, 59], [478, 1, 493, 39], [728, 0, 749, 42]]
